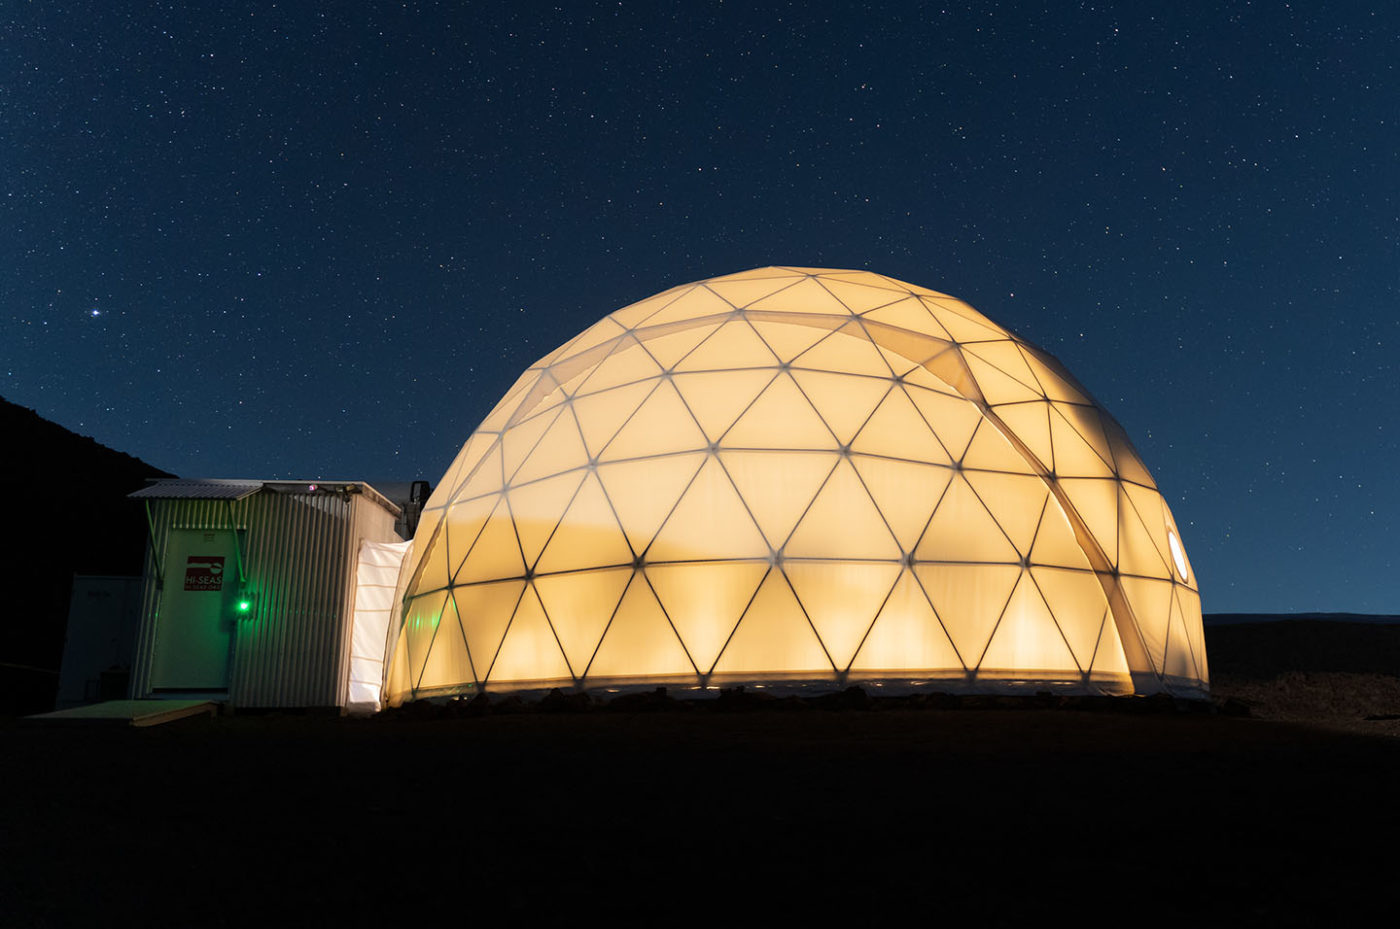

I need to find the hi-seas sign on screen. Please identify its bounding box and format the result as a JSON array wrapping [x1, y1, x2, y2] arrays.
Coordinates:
[[184, 556, 226, 592]]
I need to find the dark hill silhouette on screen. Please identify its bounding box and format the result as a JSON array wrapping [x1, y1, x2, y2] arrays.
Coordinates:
[[0, 396, 174, 713]]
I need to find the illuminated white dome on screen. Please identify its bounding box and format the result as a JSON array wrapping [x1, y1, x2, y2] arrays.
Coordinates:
[[388, 267, 1206, 701]]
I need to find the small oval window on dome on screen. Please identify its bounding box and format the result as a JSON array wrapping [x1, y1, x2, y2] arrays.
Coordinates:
[[1167, 529, 1189, 581]]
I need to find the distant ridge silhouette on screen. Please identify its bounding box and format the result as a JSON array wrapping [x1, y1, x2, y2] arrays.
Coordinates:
[[0, 396, 175, 714], [1206, 612, 1400, 625]]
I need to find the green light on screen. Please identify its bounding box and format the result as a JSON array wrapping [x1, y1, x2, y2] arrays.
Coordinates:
[[235, 597, 253, 615]]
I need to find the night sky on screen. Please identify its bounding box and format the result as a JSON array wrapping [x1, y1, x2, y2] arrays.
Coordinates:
[[3, 2, 1396, 614]]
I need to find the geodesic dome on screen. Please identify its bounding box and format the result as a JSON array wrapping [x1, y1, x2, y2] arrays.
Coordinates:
[[388, 267, 1206, 702]]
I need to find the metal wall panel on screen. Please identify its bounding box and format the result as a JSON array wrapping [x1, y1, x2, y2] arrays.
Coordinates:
[[131, 487, 401, 708]]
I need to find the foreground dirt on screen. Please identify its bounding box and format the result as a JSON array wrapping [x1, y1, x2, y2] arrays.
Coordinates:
[[5, 619, 1398, 926], [4, 706, 1399, 926], [1206, 620, 1400, 737]]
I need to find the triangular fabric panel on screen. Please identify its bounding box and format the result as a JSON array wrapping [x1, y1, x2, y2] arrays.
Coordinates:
[[1123, 483, 1175, 576], [792, 320, 895, 378], [487, 585, 574, 685], [704, 276, 803, 309], [992, 401, 1053, 472], [435, 432, 497, 508], [863, 296, 955, 342], [411, 517, 454, 595], [673, 319, 780, 372], [849, 570, 964, 673], [572, 335, 664, 395], [979, 574, 1081, 674], [1118, 574, 1176, 674], [1176, 585, 1208, 681], [595, 453, 707, 557], [783, 560, 902, 671], [548, 347, 610, 401], [818, 277, 908, 314], [963, 471, 1050, 560], [790, 370, 890, 445], [456, 496, 526, 584], [535, 471, 634, 574], [922, 299, 1006, 342], [961, 418, 1037, 475], [504, 472, 585, 569], [608, 285, 692, 329], [903, 353, 968, 395], [747, 276, 856, 317], [926, 297, 1005, 332], [1102, 415, 1158, 488], [719, 450, 837, 550], [646, 562, 770, 673], [862, 322, 952, 376], [1088, 603, 1131, 677], [477, 370, 543, 432], [533, 567, 633, 678], [639, 285, 736, 328], [445, 492, 501, 582], [1050, 402, 1115, 466], [723, 372, 839, 450], [850, 457, 952, 553], [1029, 494, 1095, 571], [916, 563, 1022, 669], [1023, 353, 1092, 404], [557, 317, 629, 361], [1048, 404, 1116, 478], [505, 370, 570, 429], [512, 404, 589, 485], [500, 406, 561, 484], [1058, 477, 1120, 569], [964, 352, 1044, 406], [570, 380, 657, 458], [710, 572, 834, 676], [647, 456, 770, 561], [1117, 485, 1171, 579], [850, 386, 952, 464], [1029, 566, 1111, 671], [915, 474, 1019, 565], [747, 317, 844, 364], [585, 573, 697, 681], [599, 377, 708, 462], [963, 341, 1046, 398], [403, 591, 450, 692], [671, 370, 776, 443], [451, 443, 505, 503], [905, 386, 984, 462], [453, 580, 527, 687], [785, 458, 901, 560], [417, 594, 475, 692], [1162, 588, 1199, 682], [634, 317, 725, 371]]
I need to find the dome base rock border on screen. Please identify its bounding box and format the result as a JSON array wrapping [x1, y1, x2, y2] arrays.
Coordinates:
[[388, 268, 1207, 703]]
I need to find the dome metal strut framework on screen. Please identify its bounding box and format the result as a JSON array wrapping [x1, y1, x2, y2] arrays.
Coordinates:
[[388, 267, 1206, 702]]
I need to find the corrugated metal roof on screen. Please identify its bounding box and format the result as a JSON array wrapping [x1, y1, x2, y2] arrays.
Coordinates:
[[129, 479, 264, 500], [129, 479, 402, 515]]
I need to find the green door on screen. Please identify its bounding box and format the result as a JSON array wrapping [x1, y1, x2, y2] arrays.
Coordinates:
[[150, 529, 238, 690]]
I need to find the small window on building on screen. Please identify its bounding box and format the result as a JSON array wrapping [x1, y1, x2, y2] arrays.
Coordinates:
[[1167, 529, 1189, 582]]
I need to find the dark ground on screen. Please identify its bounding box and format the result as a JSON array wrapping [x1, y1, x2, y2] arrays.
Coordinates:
[[4, 621, 1399, 927]]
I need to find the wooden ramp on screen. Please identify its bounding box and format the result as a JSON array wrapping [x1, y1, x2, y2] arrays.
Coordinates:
[[25, 700, 219, 728]]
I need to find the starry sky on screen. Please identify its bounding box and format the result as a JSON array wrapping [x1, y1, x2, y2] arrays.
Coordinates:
[[3, 2, 1396, 614]]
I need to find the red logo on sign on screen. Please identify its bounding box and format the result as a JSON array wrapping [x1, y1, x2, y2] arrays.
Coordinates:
[[184, 556, 226, 591]]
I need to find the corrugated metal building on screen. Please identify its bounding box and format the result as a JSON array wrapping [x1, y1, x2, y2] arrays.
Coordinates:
[[129, 479, 402, 709]]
